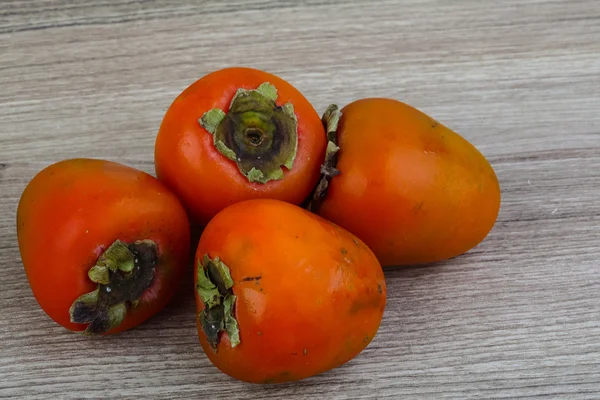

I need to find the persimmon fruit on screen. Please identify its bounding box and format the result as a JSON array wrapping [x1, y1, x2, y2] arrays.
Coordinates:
[[17, 159, 190, 334], [310, 99, 501, 266], [155, 67, 326, 226], [194, 199, 386, 383]]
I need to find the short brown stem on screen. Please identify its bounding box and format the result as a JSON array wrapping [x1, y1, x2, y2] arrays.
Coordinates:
[[245, 128, 265, 146]]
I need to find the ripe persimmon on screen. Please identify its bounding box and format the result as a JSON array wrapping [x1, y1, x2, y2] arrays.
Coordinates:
[[310, 99, 501, 266], [17, 159, 190, 334], [155, 67, 326, 225], [194, 199, 386, 383]]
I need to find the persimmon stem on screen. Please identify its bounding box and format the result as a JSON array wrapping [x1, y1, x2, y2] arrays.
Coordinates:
[[69, 239, 157, 335], [198, 82, 298, 184], [308, 104, 342, 211]]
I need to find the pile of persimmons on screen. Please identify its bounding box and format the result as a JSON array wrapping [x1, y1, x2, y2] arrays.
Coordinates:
[[17, 67, 500, 384]]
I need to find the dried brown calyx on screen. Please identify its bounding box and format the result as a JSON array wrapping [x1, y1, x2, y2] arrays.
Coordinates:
[[308, 104, 342, 212]]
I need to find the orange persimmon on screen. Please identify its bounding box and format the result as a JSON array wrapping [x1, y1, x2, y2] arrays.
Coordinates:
[[155, 67, 326, 225], [194, 199, 386, 383], [17, 159, 190, 334], [310, 99, 501, 266]]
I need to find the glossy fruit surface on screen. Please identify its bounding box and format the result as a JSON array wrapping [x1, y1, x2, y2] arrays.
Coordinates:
[[17, 158, 190, 334], [155, 67, 326, 225], [194, 199, 386, 383], [312, 99, 501, 266]]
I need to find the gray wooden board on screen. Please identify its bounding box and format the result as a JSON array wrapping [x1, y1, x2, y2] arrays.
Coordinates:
[[1, 0, 599, 398]]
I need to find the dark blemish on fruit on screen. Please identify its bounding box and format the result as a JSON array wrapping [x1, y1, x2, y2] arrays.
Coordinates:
[[240, 275, 262, 282], [377, 283, 382, 294], [292, 352, 298, 356], [258, 331, 263, 336], [340, 247, 348, 255], [363, 335, 370, 343]]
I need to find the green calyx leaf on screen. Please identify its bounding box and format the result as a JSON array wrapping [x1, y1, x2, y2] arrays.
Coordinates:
[[326, 140, 340, 154], [107, 303, 127, 330], [323, 103, 341, 143], [223, 294, 241, 348], [197, 255, 240, 351], [199, 108, 226, 134], [197, 82, 298, 184], [214, 140, 238, 161], [88, 265, 109, 285], [246, 166, 285, 184], [256, 82, 278, 101], [89, 240, 136, 284], [205, 255, 234, 291], [196, 259, 220, 309]]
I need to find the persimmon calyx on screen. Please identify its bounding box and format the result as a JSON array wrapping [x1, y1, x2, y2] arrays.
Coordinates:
[[197, 254, 240, 351], [308, 104, 342, 211], [69, 239, 157, 335], [199, 82, 298, 184]]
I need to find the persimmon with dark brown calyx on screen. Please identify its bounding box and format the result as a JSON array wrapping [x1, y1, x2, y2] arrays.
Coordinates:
[[17, 159, 190, 335], [154, 67, 327, 226], [310, 99, 501, 266]]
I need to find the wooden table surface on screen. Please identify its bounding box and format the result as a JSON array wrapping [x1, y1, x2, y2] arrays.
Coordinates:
[[2, 1, 599, 398]]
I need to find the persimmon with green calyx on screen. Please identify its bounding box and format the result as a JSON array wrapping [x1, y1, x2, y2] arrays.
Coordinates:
[[154, 67, 327, 226], [194, 199, 386, 384], [16, 159, 190, 335], [310, 99, 501, 266]]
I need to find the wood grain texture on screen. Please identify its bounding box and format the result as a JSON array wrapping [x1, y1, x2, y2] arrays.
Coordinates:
[[1, 0, 599, 398]]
